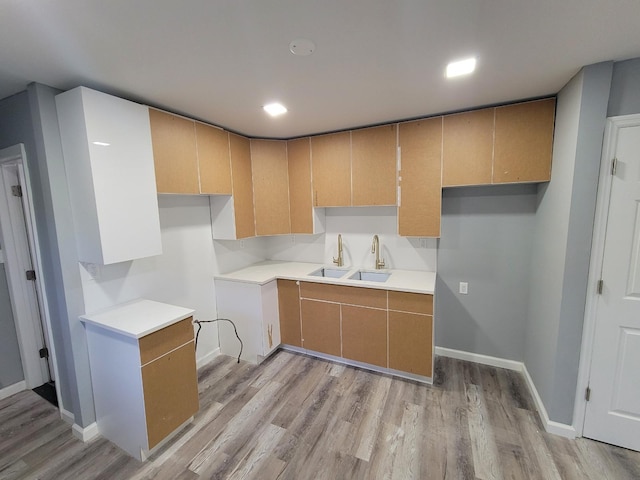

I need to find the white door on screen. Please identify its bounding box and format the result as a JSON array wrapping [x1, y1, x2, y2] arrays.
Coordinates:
[[583, 118, 640, 451]]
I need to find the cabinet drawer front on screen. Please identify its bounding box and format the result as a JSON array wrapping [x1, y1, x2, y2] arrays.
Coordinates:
[[141, 341, 199, 449], [388, 291, 433, 315], [341, 305, 387, 368], [300, 282, 386, 309], [139, 317, 193, 365], [389, 311, 433, 377]]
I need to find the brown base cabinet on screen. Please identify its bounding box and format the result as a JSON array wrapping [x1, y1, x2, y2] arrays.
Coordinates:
[[277, 280, 434, 380]]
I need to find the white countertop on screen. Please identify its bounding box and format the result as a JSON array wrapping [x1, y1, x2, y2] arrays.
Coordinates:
[[80, 299, 195, 339], [215, 261, 435, 294]]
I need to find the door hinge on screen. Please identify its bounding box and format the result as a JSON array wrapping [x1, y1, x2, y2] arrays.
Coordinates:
[[26, 270, 36, 281], [39, 347, 49, 359], [11, 185, 22, 197], [597, 279, 603, 294], [585, 386, 591, 401], [611, 158, 618, 176]]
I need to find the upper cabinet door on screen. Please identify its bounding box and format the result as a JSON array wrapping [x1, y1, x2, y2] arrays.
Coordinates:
[[351, 124, 398, 206], [251, 139, 291, 236], [398, 118, 443, 237], [56, 87, 162, 264], [287, 138, 315, 234], [148, 109, 200, 194], [229, 133, 256, 239], [311, 131, 351, 207], [442, 108, 494, 187], [493, 98, 556, 183], [196, 122, 232, 195]]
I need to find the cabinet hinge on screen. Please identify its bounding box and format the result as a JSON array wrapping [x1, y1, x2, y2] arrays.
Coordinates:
[[11, 185, 22, 197], [597, 279, 603, 294], [26, 270, 36, 281], [585, 386, 591, 401], [611, 158, 618, 176], [39, 347, 49, 359]]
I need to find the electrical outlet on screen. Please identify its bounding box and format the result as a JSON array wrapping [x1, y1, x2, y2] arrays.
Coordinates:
[[291, 235, 296, 244], [459, 282, 468, 295], [420, 238, 428, 248], [240, 239, 245, 248]]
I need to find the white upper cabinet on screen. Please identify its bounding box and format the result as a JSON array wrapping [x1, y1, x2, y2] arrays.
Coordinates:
[[56, 87, 162, 264]]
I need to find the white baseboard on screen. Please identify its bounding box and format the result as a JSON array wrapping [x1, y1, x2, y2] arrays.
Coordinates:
[[435, 347, 524, 372], [72, 421, 100, 442], [197, 347, 221, 369], [60, 407, 74, 424], [0, 380, 26, 401], [435, 346, 577, 439], [521, 364, 577, 439]]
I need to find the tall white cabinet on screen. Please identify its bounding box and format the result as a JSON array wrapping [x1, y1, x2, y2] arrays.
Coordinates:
[[56, 87, 162, 264]]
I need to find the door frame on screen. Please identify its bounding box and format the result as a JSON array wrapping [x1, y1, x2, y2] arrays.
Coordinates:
[[0, 144, 60, 396], [573, 113, 640, 436]]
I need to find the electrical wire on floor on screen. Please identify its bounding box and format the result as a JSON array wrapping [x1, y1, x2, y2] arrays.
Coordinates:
[[193, 318, 243, 363]]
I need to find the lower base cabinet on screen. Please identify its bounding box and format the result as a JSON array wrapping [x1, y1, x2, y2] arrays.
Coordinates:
[[278, 281, 434, 380], [82, 301, 198, 461]]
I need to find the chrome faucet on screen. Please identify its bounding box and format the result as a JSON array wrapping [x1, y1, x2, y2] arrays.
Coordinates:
[[333, 234, 344, 267], [371, 235, 385, 269]]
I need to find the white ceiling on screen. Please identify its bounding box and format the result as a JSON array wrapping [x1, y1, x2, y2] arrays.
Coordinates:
[[2, 1, 640, 138]]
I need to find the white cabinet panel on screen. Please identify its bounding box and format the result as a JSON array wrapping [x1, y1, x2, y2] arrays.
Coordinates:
[[56, 87, 162, 264]]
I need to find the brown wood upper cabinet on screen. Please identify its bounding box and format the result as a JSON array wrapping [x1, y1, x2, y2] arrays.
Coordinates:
[[351, 124, 397, 206], [493, 98, 555, 183], [149, 109, 200, 194], [442, 108, 494, 186], [287, 138, 316, 234], [398, 118, 443, 237], [149, 109, 233, 195], [310, 131, 351, 207], [251, 139, 291, 236], [228, 133, 256, 239], [197, 122, 232, 195], [442, 98, 555, 186]]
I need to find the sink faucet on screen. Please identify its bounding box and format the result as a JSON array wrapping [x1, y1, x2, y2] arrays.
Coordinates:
[[371, 235, 385, 269], [333, 234, 344, 267]]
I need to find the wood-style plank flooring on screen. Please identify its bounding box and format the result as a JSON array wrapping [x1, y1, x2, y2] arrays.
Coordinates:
[[1, 350, 639, 479]]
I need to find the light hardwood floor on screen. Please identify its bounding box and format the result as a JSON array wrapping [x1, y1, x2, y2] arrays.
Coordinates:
[[1, 350, 639, 479]]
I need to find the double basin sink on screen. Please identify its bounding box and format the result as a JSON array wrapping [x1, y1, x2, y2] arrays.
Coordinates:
[[309, 267, 391, 283]]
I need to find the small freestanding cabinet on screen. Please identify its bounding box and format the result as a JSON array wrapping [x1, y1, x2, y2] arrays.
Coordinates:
[[81, 299, 198, 461]]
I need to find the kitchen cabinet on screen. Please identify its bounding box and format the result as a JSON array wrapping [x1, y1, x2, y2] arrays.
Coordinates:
[[398, 117, 443, 237], [311, 131, 351, 207], [388, 291, 433, 377], [197, 122, 233, 195], [149, 108, 200, 194], [56, 86, 162, 265], [81, 300, 198, 461], [211, 133, 256, 239], [442, 107, 494, 186], [493, 98, 555, 183], [351, 124, 398, 206], [287, 138, 325, 234], [251, 139, 291, 235], [341, 304, 387, 367], [215, 279, 280, 363], [277, 279, 302, 347]]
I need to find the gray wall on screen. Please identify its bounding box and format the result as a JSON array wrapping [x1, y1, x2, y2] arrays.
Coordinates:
[[524, 62, 613, 424], [436, 185, 537, 361], [0, 263, 23, 387], [27, 83, 94, 426], [608, 58, 640, 117]]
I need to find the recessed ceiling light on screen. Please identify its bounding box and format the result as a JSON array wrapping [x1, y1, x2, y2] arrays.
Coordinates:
[[92, 141, 110, 146], [446, 57, 477, 78], [263, 103, 288, 117]]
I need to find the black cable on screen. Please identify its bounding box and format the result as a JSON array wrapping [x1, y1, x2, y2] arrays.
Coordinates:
[[193, 318, 243, 364]]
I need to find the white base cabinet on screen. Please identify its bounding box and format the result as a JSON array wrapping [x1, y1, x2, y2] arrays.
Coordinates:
[[215, 279, 281, 364]]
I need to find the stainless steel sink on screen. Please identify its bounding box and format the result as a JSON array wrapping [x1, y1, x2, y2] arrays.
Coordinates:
[[308, 267, 349, 279], [348, 270, 391, 282]]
